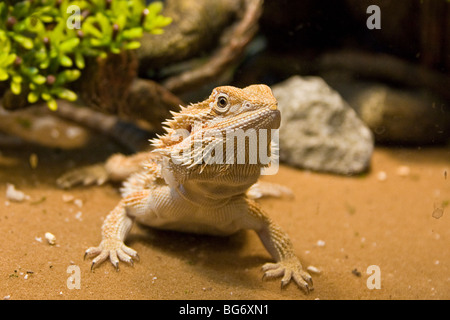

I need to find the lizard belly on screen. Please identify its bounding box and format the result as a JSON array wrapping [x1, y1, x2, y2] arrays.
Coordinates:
[[134, 186, 251, 236]]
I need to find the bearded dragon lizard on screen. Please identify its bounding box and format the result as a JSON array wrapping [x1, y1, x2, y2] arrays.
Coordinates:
[[83, 84, 313, 293]]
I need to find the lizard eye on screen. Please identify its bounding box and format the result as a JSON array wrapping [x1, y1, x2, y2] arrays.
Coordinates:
[[214, 94, 230, 113]]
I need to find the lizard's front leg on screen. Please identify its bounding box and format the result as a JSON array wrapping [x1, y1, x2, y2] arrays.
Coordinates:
[[84, 190, 150, 270], [246, 199, 313, 293]]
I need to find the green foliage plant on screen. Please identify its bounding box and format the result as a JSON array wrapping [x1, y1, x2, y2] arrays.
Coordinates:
[[0, 0, 171, 110]]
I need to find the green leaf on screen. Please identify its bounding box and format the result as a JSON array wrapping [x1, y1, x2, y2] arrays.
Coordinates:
[[13, 35, 34, 50], [41, 92, 51, 101], [98, 52, 108, 59], [39, 59, 50, 69], [60, 38, 80, 52], [51, 20, 66, 41], [34, 50, 47, 62], [150, 28, 164, 35], [153, 15, 172, 28], [110, 46, 121, 54], [40, 15, 54, 23], [147, 2, 163, 16], [75, 51, 85, 69], [112, 1, 130, 20], [125, 41, 141, 50], [12, 1, 31, 19], [32, 74, 46, 85], [11, 81, 21, 95], [89, 38, 103, 47], [60, 55, 73, 67], [28, 91, 39, 104], [144, 15, 172, 33], [0, 69, 9, 81], [115, 14, 127, 30], [26, 67, 39, 75], [82, 20, 103, 39], [63, 69, 81, 82], [55, 88, 77, 101], [47, 98, 58, 111], [122, 28, 143, 40], [0, 3, 6, 20], [4, 53, 17, 67], [96, 12, 112, 39], [26, 15, 45, 35], [12, 75, 22, 83]]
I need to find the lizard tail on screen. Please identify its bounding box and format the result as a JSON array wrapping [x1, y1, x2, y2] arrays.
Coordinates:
[[55, 100, 153, 153]]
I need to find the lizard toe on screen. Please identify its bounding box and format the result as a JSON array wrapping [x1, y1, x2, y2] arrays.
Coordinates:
[[57, 164, 108, 189], [261, 258, 314, 293], [85, 239, 138, 270]]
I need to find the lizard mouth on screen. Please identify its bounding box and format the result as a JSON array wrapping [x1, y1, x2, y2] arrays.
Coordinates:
[[269, 109, 281, 129]]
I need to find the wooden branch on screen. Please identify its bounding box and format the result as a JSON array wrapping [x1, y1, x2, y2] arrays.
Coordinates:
[[137, 0, 241, 70], [162, 0, 263, 93], [124, 78, 184, 131], [319, 50, 450, 102]]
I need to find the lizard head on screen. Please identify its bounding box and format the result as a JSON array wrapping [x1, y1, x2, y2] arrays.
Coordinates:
[[152, 84, 280, 182], [205, 84, 280, 130]]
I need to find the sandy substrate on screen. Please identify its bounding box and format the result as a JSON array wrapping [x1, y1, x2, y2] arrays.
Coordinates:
[[0, 133, 449, 300]]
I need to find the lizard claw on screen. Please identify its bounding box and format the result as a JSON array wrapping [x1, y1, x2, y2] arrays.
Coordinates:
[[262, 258, 313, 293], [57, 164, 109, 189], [85, 239, 138, 271]]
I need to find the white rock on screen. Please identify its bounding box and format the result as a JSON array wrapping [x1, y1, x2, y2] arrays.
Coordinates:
[[62, 194, 75, 202], [306, 265, 322, 274], [6, 183, 29, 202], [377, 171, 387, 181], [396, 166, 410, 177], [272, 76, 373, 175], [316, 240, 326, 247], [45, 232, 56, 245]]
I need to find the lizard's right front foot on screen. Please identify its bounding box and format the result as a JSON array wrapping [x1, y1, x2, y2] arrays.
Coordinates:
[[84, 239, 139, 271]]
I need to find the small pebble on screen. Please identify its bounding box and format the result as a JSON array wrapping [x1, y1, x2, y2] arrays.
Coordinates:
[[396, 166, 410, 177], [6, 183, 29, 202], [62, 194, 75, 202], [75, 211, 83, 221], [377, 171, 387, 181], [45, 232, 56, 245], [316, 240, 326, 247], [74, 199, 83, 208], [306, 265, 321, 274]]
